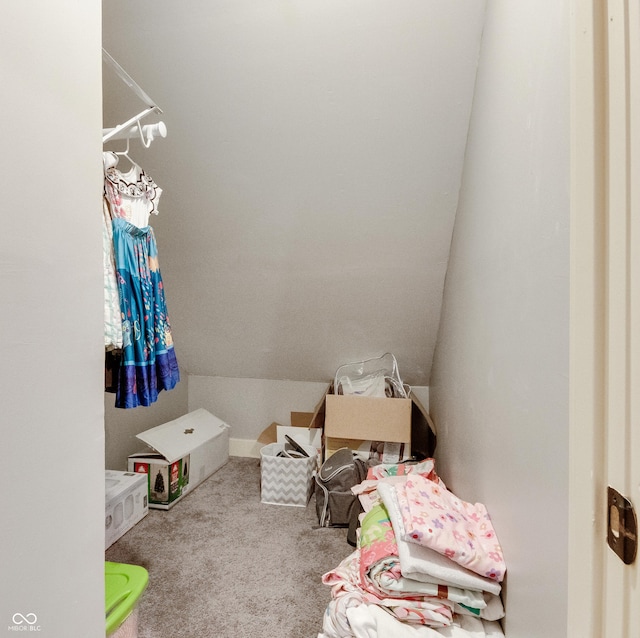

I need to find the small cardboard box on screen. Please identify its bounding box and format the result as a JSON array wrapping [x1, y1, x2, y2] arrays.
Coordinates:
[[260, 442, 317, 507], [128, 409, 230, 510], [105, 470, 148, 549], [310, 385, 436, 462], [257, 411, 322, 466], [276, 426, 322, 463]]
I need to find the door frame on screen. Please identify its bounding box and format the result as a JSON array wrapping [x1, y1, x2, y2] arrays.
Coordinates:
[[569, 0, 640, 634], [569, 0, 608, 635]]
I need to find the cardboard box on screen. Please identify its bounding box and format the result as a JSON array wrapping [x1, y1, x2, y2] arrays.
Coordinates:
[[260, 442, 317, 507], [276, 426, 322, 460], [310, 385, 436, 462], [257, 411, 322, 465], [325, 393, 412, 441], [128, 409, 230, 510], [257, 412, 316, 444], [291, 411, 315, 427], [105, 470, 148, 549], [324, 438, 410, 464]]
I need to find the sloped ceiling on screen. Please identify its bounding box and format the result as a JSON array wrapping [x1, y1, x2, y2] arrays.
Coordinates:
[[103, 0, 485, 386]]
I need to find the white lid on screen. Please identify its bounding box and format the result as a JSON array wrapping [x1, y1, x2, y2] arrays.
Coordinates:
[[105, 470, 146, 499], [136, 409, 229, 462]]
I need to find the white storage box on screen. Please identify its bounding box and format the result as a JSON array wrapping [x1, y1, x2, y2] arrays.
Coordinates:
[[128, 409, 230, 510], [260, 442, 317, 507], [105, 470, 148, 550]]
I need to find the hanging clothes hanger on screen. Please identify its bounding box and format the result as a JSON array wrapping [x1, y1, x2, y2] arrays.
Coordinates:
[[136, 119, 152, 149], [102, 128, 140, 177], [112, 132, 142, 174]]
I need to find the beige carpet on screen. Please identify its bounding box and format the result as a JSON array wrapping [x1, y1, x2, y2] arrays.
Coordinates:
[[106, 456, 350, 637]]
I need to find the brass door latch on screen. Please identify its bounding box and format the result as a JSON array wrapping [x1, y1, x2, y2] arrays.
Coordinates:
[[607, 486, 637, 565]]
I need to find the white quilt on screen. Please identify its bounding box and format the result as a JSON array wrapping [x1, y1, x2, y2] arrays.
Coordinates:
[[346, 605, 504, 638]]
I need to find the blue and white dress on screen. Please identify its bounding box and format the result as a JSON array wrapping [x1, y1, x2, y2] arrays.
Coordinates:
[[103, 152, 180, 408]]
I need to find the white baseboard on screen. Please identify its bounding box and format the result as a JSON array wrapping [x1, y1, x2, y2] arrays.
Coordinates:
[[230, 437, 262, 458]]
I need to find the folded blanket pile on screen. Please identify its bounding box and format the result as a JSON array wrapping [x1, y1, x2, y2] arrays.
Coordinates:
[[318, 460, 506, 638]]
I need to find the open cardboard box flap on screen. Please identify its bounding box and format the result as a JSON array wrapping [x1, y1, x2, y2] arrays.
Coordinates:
[[257, 412, 316, 446]]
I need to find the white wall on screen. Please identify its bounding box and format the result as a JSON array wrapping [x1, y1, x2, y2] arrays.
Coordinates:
[[429, 1, 569, 636], [102, 0, 485, 387], [105, 376, 189, 470], [188, 375, 429, 456], [100, 2, 573, 634], [0, 3, 104, 636], [189, 376, 329, 455]]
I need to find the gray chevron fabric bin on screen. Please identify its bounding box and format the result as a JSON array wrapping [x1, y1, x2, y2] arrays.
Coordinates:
[[260, 443, 317, 507]]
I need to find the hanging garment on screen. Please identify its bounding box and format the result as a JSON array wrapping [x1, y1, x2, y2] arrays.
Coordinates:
[[103, 152, 179, 408], [104, 349, 122, 394], [111, 217, 180, 408], [103, 151, 162, 228], [103, 196, 123, 349]]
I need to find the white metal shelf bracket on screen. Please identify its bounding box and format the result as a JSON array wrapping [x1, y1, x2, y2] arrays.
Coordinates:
[[102, 48, 164, 144]]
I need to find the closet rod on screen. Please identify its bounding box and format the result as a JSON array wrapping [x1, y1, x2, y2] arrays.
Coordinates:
[[102, 121, 167, 143], [102, 107, 156, 143]]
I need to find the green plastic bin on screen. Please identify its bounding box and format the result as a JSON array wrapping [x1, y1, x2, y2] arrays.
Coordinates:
[[105, 561, 149, 637]]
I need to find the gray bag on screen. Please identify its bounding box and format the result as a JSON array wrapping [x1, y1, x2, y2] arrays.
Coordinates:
[[315, 448, 367, 527]]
